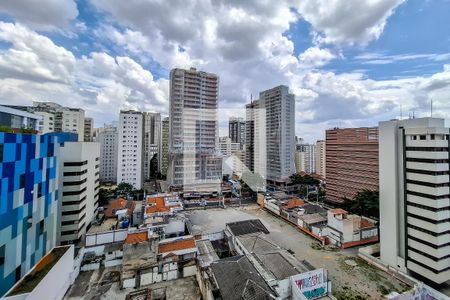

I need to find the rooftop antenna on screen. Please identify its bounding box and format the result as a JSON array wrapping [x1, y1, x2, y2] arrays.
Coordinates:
[[400, 104, 403, 120], [412, 111, 415, 119]]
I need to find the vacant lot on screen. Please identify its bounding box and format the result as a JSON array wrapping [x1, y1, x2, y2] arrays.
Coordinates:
[[185, 205, 410, 299]]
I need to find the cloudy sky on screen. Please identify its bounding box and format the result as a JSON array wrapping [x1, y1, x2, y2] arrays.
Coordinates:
[[0, 0, 450, 142]]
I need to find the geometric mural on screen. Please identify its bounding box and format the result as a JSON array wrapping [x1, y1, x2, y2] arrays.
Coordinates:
[[0, 132, 59, 296]]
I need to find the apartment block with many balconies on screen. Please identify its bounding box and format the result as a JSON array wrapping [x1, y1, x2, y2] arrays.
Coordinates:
[[168, 68, 222, 192]]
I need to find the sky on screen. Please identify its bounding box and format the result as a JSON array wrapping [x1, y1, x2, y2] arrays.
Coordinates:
[[0, 0, 450, 142]]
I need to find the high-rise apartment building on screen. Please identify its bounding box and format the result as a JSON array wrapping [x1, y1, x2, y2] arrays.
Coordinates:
[[229, 117, 246, 149], [0, 133, 59, 296], [325, 127, 379, 202], [98, 123, 118, 183], [295, 140, 316, 174], [379, 118, 450, 284], [260, 85, 295, 183], [245, 99, 267, 180], [315, 140, 326, 178], [84, 117, 93, 142], [143, 112, 161, 180], [168, 67, 222, 192], [117, 110, 144, 189]]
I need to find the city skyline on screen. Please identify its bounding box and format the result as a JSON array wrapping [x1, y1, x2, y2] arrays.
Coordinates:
[[0, 1, 450, 142]]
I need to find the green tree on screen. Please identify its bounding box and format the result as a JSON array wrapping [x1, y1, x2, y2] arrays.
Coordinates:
[[116, 182, 134, 197], [343, 190, 379, 219]]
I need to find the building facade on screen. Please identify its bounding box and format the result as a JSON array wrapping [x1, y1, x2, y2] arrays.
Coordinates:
[[117, 111, 144, 189], [98, 124, 118, 183], [325, 127, 379, 203], [58, 141, 100, 245], [143, 112, 161, 180], [83, 117, 93, 142], [7, 102, 86, 141], [228, 117, 245, 149], [260, 85, 295, 183], [0, 105, 41, 130], [245, 99, 266, 179], [315, 140, 326, 178], [0, 133, 59, 296], [219, 137, 245, 177], [379, 118, 450, 284], [168, 68, 222, 192], [161, 117, 170, 176], [295, 141, 316, 174]]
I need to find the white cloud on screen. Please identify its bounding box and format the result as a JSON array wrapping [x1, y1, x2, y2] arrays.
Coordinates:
[[298, 47, 337, 68], [0, 22, 76, 83], [1, 1, 449, 143], [294, 0, 405, 45], [0, 22, 168, 125], [0, 0, 78, 31]]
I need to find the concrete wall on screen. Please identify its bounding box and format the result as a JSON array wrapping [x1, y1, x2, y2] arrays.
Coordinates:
[[85, 229, 127, 246], [183, 265, 197, 277]]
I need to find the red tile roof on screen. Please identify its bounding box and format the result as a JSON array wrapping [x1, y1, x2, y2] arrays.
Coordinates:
[[158, 238, 196, 253], [124, 232, 148, 245], [104, 198, 136, 218], [329, 208, 348, 215], [282, 198, 305, 209]]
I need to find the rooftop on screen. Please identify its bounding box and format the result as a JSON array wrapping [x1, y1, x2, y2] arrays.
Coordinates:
[[226, 219, 269, 236], [298, 213, 327, 225], [211, 255, 274, 300], [87, 218, 118, 234], [124, 231, 148, 245], [7, 246, 69, 296], [236, 233, 311, 280], [329, 208, 348, 215], [104, 198, 136, 218], [158, 236, 196, 254], [196, 239, 220, 269], [122, 240, 157, 278]]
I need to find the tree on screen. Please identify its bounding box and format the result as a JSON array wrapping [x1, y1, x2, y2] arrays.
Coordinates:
[[342, 190, 379, 219], [289, 173, 320, 186], [116, 182, 134, 197], [289, 173, 320, 198]]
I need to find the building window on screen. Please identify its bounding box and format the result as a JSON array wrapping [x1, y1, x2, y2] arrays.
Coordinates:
[[37, 183, 42, 198], [20, 174, 25, 189], [15, 266, 21, 282], [39, 220, 44, 233]]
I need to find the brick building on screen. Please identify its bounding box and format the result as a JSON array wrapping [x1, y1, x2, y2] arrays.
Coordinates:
[[325, 127, 379, 203]]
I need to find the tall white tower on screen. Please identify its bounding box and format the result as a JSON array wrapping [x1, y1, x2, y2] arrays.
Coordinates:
[[379, 117, 450, 284], [117, 110, 144, 189]]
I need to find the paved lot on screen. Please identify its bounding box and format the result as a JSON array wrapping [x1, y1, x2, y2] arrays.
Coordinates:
[[185, 205, 411, 299]]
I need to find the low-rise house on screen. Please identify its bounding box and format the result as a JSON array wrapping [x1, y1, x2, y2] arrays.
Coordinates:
[[297, 213, 328, 237], [225, 219, 269, 253], [210, 256, 276, 300], [104, 198, 136, 228], [327, 209, 378, 248]]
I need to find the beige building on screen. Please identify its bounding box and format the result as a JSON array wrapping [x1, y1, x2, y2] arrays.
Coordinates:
[[315, 140, 326, 178]]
